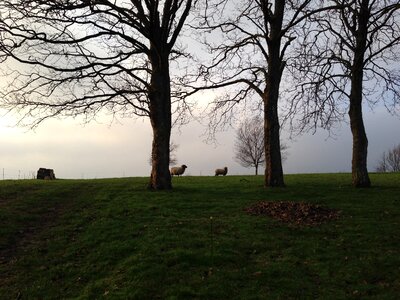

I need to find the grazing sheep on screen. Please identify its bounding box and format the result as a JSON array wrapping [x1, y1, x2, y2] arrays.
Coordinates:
[[170, 164, 188, 177], [215, 167, 228, 176]]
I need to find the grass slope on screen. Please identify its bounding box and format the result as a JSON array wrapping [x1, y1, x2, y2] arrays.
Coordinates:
[[0, 173, 399, 299]]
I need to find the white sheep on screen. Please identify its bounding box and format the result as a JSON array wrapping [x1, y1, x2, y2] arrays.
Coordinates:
[[215, 167, 228, 176], [170, 164, 188, 176]]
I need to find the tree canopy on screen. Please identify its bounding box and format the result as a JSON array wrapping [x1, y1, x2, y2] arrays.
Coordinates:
[[0, 0, 197, 189], [288, 0, 400, 186], [0, 0, 398, 188]]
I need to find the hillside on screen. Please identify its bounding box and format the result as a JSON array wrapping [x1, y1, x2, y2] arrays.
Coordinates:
[[1, 174, 399, 299]]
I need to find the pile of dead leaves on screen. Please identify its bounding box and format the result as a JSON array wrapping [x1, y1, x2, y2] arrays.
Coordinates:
[[244, 201, 340, 226]]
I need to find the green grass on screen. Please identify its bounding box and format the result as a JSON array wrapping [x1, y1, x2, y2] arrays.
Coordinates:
[[1, 173, 399, 299]]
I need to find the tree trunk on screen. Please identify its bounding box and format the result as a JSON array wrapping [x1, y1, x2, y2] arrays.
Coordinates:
[[264, 89, 284, 187], [349, 69, 371, 187], [148, 49, 172, 190], [349, 98, 370, 187], [263, 0, 285, 187], [349, 0, 371, 188], [255, 164, 258, 176]]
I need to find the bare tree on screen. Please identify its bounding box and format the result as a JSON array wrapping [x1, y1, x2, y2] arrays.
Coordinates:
[[234, 116, 288, 175], [168, 141, 180, 166], [187, 0, 339, 187], [376, 152, 388, 173], [289, 0, 400, 187], [0, 0, 196, 190], [376, 144, 400, 172], [234, 117, 265, 175], [386, 145, 400, 172]]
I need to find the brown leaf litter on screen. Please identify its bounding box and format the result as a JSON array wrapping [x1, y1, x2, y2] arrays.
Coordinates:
[[245, 201, 340, 226]]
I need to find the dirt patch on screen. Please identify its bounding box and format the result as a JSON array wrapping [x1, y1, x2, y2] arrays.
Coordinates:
[[245, 201, 340, 226]]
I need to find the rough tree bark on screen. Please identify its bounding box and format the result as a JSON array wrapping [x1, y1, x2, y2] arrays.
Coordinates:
[[148, 50, 173, 189]]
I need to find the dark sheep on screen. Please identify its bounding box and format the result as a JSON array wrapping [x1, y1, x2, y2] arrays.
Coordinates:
[[215, 167, 228, 176]]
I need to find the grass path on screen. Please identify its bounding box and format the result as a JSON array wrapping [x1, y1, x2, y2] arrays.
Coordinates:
[[0, 174, 399, 299]]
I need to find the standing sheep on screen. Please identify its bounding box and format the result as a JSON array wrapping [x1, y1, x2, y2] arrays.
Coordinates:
[[215, 167, 228, 176], [170, 164, 188, 177]]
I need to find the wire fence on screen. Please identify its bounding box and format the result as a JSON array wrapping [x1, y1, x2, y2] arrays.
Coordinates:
[[0, 168, 147, 180], [0, 168, 37, 180], [0, 168, 252, 180]]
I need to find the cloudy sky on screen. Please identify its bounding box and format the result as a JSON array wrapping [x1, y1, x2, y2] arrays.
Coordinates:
[[0, 2, 399, 180], [1, 104, 399, 180]]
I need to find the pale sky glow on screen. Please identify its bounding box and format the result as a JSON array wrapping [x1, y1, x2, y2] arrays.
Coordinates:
[[0, 3, 399, 181], [1, 105, 399, 180]]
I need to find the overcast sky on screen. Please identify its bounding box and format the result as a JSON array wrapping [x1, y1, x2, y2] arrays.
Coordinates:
[[0, 3, 399, 180], [1, 104, 399, 180]]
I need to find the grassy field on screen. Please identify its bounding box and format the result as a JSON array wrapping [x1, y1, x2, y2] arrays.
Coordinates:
[[0, 173, 399, 299]]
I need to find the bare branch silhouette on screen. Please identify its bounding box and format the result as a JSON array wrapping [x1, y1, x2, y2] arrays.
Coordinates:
[[287, 0, 400, 187], [0, 0, 198, 190], [185, 0, 339, 187]]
